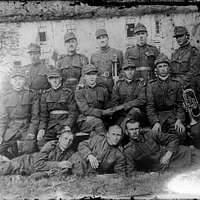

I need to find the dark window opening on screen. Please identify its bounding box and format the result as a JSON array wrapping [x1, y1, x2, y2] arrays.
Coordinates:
[[155, 20, 160, 34], [39, 31, 46, 42], [126, 23, 135, 38]]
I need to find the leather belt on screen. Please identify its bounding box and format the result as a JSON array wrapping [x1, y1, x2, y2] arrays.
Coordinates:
[[50, 110, 69, 115], [136, 66, 151, 71]]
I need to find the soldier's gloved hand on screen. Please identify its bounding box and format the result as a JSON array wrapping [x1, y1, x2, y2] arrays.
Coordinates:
[[57, 161, 73, 169], [26, 133, 35, 140], [152, 122, 161, 132], [37, 129, 45, 141], [175, 119, 185, 134], [87, 154, 99, 169]]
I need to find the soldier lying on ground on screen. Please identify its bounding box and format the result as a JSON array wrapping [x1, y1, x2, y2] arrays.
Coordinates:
[[124, 118, 200, 174], [75, 64, 109, 135], [37, 66, 78, 149], [0, 69, 39, 159], [0, 127, 74, 177], [146, 54, 186, 141], [70, 125, 126, 176]]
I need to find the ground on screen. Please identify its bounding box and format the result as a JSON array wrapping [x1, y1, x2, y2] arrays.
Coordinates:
[[0, 171, 177, 200]]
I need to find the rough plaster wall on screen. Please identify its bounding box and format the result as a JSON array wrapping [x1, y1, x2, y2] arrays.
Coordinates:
[[0, 11, 199, 71]]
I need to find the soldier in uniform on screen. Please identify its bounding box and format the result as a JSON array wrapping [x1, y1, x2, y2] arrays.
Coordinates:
[[124, 118, 199, 173], [125, 23, 159, 82], [57, 32, 88, 92], [23, 43, 50, 93], [0, 127, 75, 176], [70, 125, 126, 176], [75, 64, 109, 135], [90, 28, 123, 93], [109, 59, 146, 127], [146, 54, 186, 140], [171, 26, 200, 88], [37, 67, 78, 148], [0, 69, 39, 159]]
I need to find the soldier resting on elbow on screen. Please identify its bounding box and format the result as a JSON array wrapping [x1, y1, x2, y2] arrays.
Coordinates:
[[0, 69, 39, 159], [124, 117, 200, 174], [0, 127, 75, 177]]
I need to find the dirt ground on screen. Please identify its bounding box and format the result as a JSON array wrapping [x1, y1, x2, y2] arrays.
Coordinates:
[[0, 171, 176, 200]]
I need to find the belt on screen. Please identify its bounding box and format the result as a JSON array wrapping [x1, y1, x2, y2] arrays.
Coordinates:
[[136, 66, 151, 71], [50, 110, 69, 115], [157, 107, 174, 112], [66, 78, 78, 82], [11, 119, 27, 122], [99, 71, 111, 78]]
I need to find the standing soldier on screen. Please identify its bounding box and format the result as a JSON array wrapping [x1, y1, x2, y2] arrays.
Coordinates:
[[109, 59, 146, 126], [125, 23, 159, 82], [37, 67, 78, 148], [23, 43, 50, 93], [75, 64, 109, 136], [171, 26, 200, 88], [0, 69, 39, 159], [90, 28, 123, 93], [146, 54, 186, 141], [57, 32, 88, 92]]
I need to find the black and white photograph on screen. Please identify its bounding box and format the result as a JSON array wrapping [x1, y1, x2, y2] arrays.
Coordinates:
[[0, 1, 200, 199]]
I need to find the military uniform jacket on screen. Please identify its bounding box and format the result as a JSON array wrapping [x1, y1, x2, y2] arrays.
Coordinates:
[[90, 46, 123, 77], [10, 140, 75, 174], [39, 86, 78, 130], [110, 78, 146, 109], [23, 60, 50, 91], [124, 130, 179, 173], [57, 53, 88, 83], [146, 77, 185, 126], [75, 84, 109, 119], [78, 134, 126, 174], [0, 89, 39, 141], [125, 43, 159, 72], [171, 42, 200, 84]]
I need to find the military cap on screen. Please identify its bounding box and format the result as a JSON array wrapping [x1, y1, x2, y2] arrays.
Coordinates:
[[134, 23, 147, 34], [173, 26, 189, 37], [64, 32, 77, 42], [83, 64, 98, 74], [46, 66, 61, 78], [95, 28, 108, 38], [123, 59, 136, 70], [154, 53, 170, 66], [27, 43, 41, 53], [9, 68, 26, 78]]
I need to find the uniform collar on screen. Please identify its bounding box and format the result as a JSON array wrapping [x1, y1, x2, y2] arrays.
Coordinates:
[[100, 46, 110, 53], [158, 75, 169, 82], [179, 41, 190, 49]]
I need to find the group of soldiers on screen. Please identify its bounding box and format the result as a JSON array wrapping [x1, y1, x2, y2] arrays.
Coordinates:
[[0, 23, 200, 177]]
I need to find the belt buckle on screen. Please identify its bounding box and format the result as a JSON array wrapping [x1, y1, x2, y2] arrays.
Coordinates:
[[104, 71, 110, 78]]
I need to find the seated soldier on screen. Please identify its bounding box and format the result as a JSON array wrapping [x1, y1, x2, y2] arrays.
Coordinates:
[[108, 59, 146, 126], [0, 69, 39, 159], [70, 125, 126, 176], [0, 126, 74, 176], [146, 54, 186, 141], [124, 118, 200, 174], [75, 64, 109, 135], [37, 66, 78, 148]]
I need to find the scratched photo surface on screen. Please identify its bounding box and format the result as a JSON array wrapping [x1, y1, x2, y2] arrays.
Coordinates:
[[0, 1, 200, 199]]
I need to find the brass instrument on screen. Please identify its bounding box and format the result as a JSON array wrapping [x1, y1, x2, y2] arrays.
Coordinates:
[[183, 88, 200, 126], [112, 54, 118, 85]]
